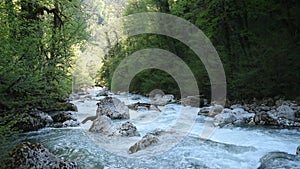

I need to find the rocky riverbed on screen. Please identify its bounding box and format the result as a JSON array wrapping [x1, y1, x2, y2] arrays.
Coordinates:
[[5, 87, 300, 169]]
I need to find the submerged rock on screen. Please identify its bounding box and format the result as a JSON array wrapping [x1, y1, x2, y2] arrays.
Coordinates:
[[96, 97, 129, 119], [128, 134, 159, 154], [258, 151, 300, 169], [8, 142, 80, 169]]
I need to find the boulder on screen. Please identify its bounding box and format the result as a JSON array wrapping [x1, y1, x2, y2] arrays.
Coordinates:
[[258, 152, 300, 169], [151, 94, 174, 106], [128, 134, 159, 154], [275, 105, 295, 120], [8, 142, 80, 169], [89, 115, 114, 134], [96, 97, 129, 119], [14, 110, 53, 132], [115, 121, 140, 137]]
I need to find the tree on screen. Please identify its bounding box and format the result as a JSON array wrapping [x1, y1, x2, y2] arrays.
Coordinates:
[[0, 0, 88, 106]]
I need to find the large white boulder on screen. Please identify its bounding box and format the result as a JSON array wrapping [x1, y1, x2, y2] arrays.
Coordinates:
[[96, 97, 129, 119]]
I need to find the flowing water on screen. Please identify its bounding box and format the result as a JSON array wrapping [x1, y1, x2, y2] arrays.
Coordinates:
[[20, 88, 300, 169]]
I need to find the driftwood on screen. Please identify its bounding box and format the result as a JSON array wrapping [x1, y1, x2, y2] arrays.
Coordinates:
[[81, 115, 97, 124], [127, 102, 161, 112]]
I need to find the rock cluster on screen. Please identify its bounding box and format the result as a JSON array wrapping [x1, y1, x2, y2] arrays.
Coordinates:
[[14, 110, 53, 132], [199, 98, 300, 128], [89, 115, 140, 137], [14, 109, 80, 132], [8, 142, 80, 169], [49, 111, 80, 128], [213, 108, 255, 127]]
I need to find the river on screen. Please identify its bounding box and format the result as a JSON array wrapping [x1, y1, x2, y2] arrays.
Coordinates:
[[21, 88, 300, 169]]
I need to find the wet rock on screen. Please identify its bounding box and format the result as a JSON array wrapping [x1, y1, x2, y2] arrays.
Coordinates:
[[14, 110, 53, 132], [8, 142, 80, 169], [115, 121, 140, 137], [96, 97, 129, 119], [128, 134, 159, 154], [89, 115, 114, 134], [151, 94, 174, 106], [258, 152, 300, 169], [297, 146, 300, 155]]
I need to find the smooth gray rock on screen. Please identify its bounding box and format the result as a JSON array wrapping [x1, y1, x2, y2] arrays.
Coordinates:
[[96, 97, 129, 119], [89, 115, 114, 134]]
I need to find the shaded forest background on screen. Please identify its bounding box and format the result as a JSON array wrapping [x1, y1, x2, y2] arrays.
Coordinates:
[[97, 0, 300, 101]]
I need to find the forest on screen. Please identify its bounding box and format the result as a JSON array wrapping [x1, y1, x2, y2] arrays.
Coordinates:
[[98, 0, 300, 101]]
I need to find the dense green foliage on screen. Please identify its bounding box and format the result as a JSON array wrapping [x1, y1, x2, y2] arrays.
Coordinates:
[[0, 0, 88, 107], [0, 0, 88, 150], [98, 0, 300, 100]]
